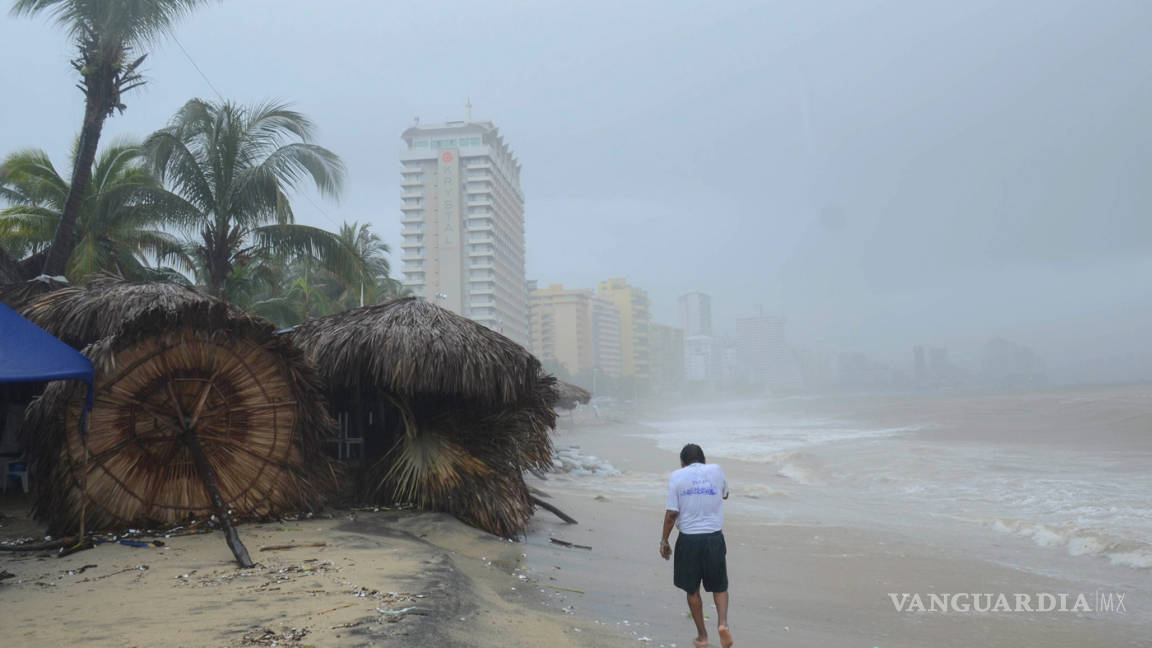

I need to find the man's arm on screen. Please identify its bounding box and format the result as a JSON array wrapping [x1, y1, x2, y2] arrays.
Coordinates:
[[660, 509, 678, 560]]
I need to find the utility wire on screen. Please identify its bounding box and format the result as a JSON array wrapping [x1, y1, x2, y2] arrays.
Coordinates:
[[170, 34, 224, 102], [169, 34, 343, 229]]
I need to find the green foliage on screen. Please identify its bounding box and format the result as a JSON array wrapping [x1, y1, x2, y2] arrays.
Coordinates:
[[0, 140, 193, 281], [143, 98, 353, 299], [9, 0, 212, 279], [226, 220, 406, 328]]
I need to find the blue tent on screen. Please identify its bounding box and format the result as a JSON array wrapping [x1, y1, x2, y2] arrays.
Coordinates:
[[0, 301, 94, 415]]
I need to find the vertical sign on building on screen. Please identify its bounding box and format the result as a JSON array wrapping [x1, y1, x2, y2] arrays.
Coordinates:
[[438, 149, 463, 312]]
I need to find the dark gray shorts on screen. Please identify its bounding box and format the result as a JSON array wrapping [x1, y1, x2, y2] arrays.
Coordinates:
[[674, 530, 727, 593]]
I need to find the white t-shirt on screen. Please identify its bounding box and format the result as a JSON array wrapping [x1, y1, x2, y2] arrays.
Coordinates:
[[666, 462, 729, 534]]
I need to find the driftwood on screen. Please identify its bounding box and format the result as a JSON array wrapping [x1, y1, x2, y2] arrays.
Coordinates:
[[531, 495, 577, 524], [259, 542, 328, 552], [549, 537, 592, 550]]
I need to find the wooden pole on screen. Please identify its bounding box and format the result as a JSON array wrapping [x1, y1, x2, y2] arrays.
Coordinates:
[[79, 435, 89, 540], [183, 427, 254, 568]]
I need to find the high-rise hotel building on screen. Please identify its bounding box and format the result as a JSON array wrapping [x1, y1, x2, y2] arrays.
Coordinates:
[[399, 120, 529, 345]]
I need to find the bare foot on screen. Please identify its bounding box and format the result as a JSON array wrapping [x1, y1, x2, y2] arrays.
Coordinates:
[[693, 637, 709, 648], [718, 625, 734, 648]]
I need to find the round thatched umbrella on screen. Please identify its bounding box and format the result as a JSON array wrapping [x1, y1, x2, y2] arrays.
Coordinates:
[[554, 381, 592, 410], [18, 281, 335, 564], [288, 298, 557, 537]]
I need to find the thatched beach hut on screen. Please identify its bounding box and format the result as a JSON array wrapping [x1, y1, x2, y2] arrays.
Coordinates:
[[16, 281, 335, 549], [288, 298, 557, 537]]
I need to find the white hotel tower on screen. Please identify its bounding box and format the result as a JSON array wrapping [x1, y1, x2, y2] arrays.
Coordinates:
[[399, 118, 529, 345]]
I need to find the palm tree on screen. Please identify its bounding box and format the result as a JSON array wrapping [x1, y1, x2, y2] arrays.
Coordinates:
[[332, 220, 398, 309], [143, 98, 356, 298], [0, 140, 193, 281], [8, 0, 208, 279]]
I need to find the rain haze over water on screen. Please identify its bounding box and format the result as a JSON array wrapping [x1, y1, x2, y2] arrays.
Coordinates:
[[1, 0, 1150, 383]]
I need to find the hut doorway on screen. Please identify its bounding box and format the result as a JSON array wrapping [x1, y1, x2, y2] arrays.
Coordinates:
[[325, 386, 406, 463]]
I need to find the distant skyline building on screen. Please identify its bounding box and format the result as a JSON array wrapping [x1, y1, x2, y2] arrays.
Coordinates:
[[399, 118, 529, 345], [734, 314, 800, 389], [597, 278, 651, 380], [649, 323, 685, 390], [678, 292, 712, 337], [982, 338, 1045, 387], [684, 335, 722, 385], [529, 284, 622, 379]]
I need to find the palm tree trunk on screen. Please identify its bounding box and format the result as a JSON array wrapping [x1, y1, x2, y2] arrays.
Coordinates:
[[0, 247, 21, 282], [42, 100, 108, 278], [205, 228, 230, 298]]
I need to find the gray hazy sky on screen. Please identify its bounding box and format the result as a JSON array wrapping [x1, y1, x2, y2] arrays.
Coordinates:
[[1, 0, 1149, 381]]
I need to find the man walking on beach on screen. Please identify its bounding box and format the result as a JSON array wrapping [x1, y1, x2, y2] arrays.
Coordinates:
[[660, 443, 733, 648]]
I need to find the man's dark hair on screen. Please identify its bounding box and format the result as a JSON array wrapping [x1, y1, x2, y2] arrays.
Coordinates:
[[680, 443, 706, 465]]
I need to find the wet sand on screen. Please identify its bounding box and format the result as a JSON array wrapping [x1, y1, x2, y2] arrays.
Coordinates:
[[519, 408, 1149, 647], [0, 506, 636, 647]]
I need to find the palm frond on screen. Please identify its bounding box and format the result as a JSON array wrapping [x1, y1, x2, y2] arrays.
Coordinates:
[[251, 223, 364, 281], [12, 0, 211, 49]]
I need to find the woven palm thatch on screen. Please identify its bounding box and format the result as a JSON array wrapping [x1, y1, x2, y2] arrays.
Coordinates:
[[554, 381, 592, 410], [0, 276, 68, 309], [289, 298, 557, 537], [18, 280, 335, 535]]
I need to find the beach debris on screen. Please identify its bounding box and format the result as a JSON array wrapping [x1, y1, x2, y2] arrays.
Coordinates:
[[108, 539, 163, 548], [0, 536, 76, 552], [57, 539, 94, 557], [550, 537, 592, 550], [377, 606, 430, 623], [83, 564, 148, 581], [540, 584, 585, 594], [259, 542, 328, 552], [240, 627, 309, 646], [0, 569, 15, 582], [330, 621, 362, 629], [317, 602, 354, 615], [64, 564, 97, 575], [594, 495, 610, 502]]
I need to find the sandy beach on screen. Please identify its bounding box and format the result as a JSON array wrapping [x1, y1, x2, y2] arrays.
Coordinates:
[[4, 387, 1151, 647], [0, 504, 642, 648]]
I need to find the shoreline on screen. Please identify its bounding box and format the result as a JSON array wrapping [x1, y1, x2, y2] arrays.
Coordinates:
[[4, 390, 1150, 646], [523, 407, 1150, 647], [0, 506, 638, 647]]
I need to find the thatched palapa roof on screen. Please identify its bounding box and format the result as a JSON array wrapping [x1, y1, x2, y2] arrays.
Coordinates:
[[288, 297, 542, 406], [289, 298, 558, 537], [18, 280, 336, 535], [0, 275, 69, 310], [554, 381, 592, 410]]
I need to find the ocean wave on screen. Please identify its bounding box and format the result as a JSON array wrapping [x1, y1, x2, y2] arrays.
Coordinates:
[[985, 518, 1152, 569], [635, 415, 919, 462]]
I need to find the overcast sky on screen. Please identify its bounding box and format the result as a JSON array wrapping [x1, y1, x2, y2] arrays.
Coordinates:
[[1, 0, 1149, 382]]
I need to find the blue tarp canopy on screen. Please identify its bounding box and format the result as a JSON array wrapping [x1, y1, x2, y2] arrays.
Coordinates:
[[0, 301, 94, 414]]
